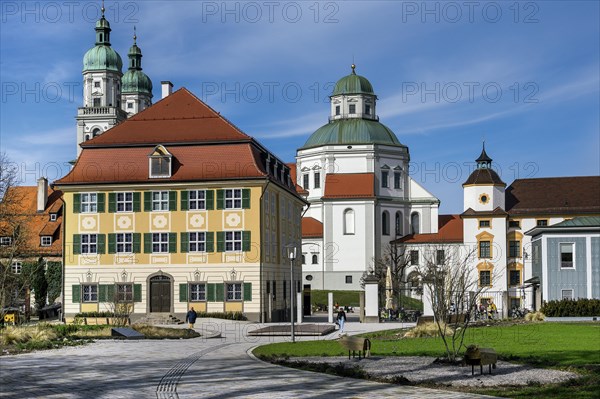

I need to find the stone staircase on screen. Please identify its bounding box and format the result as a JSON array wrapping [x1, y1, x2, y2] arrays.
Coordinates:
[[134, 313, 184, 326]]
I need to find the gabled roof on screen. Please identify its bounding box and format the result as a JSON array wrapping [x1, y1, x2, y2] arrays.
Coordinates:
[[56, 143, 267, 185], [81, 88, 252, 147], [0, 186, 63, 257], [395, 215, 463, 244], [322, 173, 375, 199], [302, 217, 323, 238], [506, 176, 600, 215]]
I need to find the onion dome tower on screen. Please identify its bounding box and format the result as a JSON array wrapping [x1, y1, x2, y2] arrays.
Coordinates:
[[121, 27, 153, 117]]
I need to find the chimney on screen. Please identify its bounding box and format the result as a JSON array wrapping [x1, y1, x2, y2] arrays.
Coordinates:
[[161, 81, 173, 99], [37, 177, 48, 213]]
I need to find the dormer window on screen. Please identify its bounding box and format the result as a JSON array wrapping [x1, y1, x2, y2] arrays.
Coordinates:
[[349, 104, 356, 114], [149, 145, 172, 178], [41, 236, 52, 247], [50, 213, 57, 222], [365, 104, 371, 115], [335, 105, 340, 116]]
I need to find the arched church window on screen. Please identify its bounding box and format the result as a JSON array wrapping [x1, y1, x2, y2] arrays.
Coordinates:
[[382, 211, 390, 236], [411, 212, 420, 234], [92, 128, 101, 137], [344, 209, 355, 235], [84, 134, 90, 141], [312, 254, 318, 264], [395, 211, 403, 236]]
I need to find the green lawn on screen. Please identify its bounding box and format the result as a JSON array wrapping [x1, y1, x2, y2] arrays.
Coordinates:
[[309, 290, 423, 310], [253, 323, 600, 398]]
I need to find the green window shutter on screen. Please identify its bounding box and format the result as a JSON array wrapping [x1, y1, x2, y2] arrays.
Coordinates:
[[243, 282, 252, 301], [206, 232, 214, 253], [108, 233, 116, 254], [242, 189, 251, 209], [98, 285, 107, 302], [216, 232, 225, 252], [242, 231, 251, 251], [179, 283, 188, 302], [206, 190, 214, 210], [216, 189, 224, 210], [169, 191, 177, 211], [73, 234, 81, 255], [216, 284, 224, 302], [181, 191, 188, 211], [72, 285, 81, 303], [169, 233, 177, 253], [133, 192, 141, 212], [133, 284, 142, 302], [143, 233, 152, 253], [108, 193, 116, 213], [143, 192, 152, 212], [107, 284, 115, 302], [97, 234, 106, 254], [180, 232, 189, 253], [73, 194, 81, 214], [133, 233, 141, 253], [207, 283, 215, 302], [97, 193, 105, 213]]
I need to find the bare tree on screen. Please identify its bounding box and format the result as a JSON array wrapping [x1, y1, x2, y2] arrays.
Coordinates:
[[415, 243, 489, 362], [360, 243, 411, 308]]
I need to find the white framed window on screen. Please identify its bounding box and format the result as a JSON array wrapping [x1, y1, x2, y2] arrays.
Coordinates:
[[127, 102, 133, 109], [349, 104, 356, 114], [343, 208, 355, 235], [394, 171, 402, 189], [410, 250, 419, 265], [1, 237, 13, 246], [560, 243, 574, 268], [224, 189, 242, 209], [117, 192, 133, 212], [189, 232, 206, 252], [381, 170, 389, 188], [81, 193, 97, 213], [226, 283, 242, 301], [152, 191, 169, 211], [82, 284, 98, 302], [335, 105, 340, 115], [152, 233, 169, 253], [411, 212, 420, 234], [41, 236, 52, 247], [314, 172, 321, 189], [312, 254, 318, 264], [225, 231, 242, 252], [117, 284, 133, 302], [301, 254, 306, 264], [190, 283, 206, 301], [303, 174, 309, 189], [81, 234, 98, 254], [345, 275, 353, 284], [188, 190, 206, 210], [365, 104, 371, 115], [93, 98, 101, 107], [94, 81, 100, 88], [150, 156, 171, 178], [11, 261, 22, 274], [382, 211, 390, 235], [116, 233, 133, 253], [561, 289, 574, 300], [436, 250, 445, 265], [50, 213, 57, 222]]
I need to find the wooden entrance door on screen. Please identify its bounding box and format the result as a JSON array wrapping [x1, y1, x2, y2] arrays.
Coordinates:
[[150, 275, 171, 312]]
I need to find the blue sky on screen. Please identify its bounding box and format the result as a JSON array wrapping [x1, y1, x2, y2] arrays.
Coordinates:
[[1, 0, 598, 214]]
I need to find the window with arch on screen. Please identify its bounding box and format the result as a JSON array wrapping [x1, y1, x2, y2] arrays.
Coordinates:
[[410, 212, 420, 234], [312, 254, 318, 264], [395, 211, 403, 236], [344, 209, 355, 235], [382, 211, 390, 235]]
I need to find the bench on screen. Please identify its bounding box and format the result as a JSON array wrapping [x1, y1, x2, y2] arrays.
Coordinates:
[[463, 345, 497, 375], [339, 336, 371, 359]]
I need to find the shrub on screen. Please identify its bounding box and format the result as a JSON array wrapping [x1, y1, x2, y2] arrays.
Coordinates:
[[196, 312, 247, 321], [525, 311, 545, 322], [403, 322, 453, 338], [540, 298, 600, 317]]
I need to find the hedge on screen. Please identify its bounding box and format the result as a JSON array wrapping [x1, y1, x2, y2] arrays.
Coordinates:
[[540, 298, 600, 317]]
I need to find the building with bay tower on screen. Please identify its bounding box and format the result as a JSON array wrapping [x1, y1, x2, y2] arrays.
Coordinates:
[[75, 3, 153, 157]]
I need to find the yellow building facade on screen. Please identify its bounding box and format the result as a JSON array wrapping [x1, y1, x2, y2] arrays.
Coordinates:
[[56, 88, 305, 322]]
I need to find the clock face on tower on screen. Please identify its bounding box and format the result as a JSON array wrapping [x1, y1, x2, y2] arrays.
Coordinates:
[[479, 193, 489, 204]]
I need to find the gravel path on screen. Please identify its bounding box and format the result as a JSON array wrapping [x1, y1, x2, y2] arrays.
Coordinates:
[[288, 356, 579, 387]]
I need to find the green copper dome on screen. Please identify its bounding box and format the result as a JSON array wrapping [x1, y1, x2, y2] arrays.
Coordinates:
[[83, 45, 123, 72], [122, 70, 153, 94], [301, 119, 403, 149], [332, 65, 375, 96]]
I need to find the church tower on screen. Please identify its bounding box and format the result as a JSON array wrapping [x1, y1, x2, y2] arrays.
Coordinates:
[[121, 27, 153, 117], [75, 2, 127, 156]]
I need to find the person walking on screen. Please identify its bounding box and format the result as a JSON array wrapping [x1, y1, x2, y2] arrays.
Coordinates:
[[186, 307, 197, 329], [336, 306, 347, 334]]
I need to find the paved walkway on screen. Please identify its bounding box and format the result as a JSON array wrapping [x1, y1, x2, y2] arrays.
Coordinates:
[[0, 320, 492, 398]]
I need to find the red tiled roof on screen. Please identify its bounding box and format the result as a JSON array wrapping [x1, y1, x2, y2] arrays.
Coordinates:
[[322, 173, 375, 199], [506, 176, 600, 215], [461, 207, 508, 218], [82, 88, 252, 147], [287, 163, 308, 196], [56, 143, 268, 185], [395, 215, 463, 244], [0, 186, 63, 257], [302, 217, 323, 238]]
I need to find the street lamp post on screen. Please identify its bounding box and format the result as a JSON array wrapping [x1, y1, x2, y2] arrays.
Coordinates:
[[286, 245, 297, 342]]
